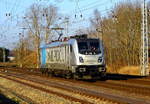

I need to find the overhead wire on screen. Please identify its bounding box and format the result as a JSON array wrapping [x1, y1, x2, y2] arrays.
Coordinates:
[[1, 2, 25, 24], [71, 8, 113, 26], [76, 0, 82, 17], [13, 0, 22, 15], [0, 13, 26, 37], [10, 0, 19, 16], [69, 0, 119, 35], [79, 0, 108, 10], [71, 0, 114, 23], [6, 0, 8, 12], [0, 0, 27, 27], [0, 0, 120, 44], [0, 0, 35, 48], [0, 0, 26, 41], [71, 0, 120, 21], [0, 0, 40, 39], [80, 0, 104, 8], [76, 1, 111, 13]]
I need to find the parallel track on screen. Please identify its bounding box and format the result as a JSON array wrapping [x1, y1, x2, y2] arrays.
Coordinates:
[[0, 68, 150, 104], [0, 74, 94, 104], [0, 85, 36, 104]]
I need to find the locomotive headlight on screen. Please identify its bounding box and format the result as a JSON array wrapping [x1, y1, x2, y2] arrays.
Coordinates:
[[98, 57, 103, 63], [79, 57, 84, 63]]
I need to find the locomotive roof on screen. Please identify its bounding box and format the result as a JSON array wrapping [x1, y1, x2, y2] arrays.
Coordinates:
[[40, 38, 100, 49], [40, 39, 75, 49]]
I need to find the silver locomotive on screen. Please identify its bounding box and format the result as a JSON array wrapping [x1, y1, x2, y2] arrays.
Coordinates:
[[40, 35, 106, 79]]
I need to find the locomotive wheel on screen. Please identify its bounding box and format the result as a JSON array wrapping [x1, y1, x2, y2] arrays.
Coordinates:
[[99, 73, 107, 81], [65, 72, 72, 79], [48, 71, 54, 77], [40, 68, 44, 74], [72, 73, 78, 80]]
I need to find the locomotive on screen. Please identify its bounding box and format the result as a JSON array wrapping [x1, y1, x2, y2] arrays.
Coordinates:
[[40, 35, 106, 79]]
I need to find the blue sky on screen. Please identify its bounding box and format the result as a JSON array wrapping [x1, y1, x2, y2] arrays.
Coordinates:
[[0, 0, 131, 49]]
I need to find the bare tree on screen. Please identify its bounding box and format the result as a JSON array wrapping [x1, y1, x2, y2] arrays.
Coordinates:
[[42, 5, 58, 43], [21, 4, 58, 68], [89, 1, 142, 72]]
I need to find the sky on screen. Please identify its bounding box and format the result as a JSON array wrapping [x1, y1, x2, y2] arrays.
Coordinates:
[[0, 0, 134, 49]]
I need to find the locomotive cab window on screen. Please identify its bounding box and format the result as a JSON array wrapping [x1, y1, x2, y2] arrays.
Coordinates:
[[77, 39, 101, 55]]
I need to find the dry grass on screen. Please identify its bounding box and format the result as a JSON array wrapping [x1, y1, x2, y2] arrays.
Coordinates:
[[107, 65, 142, 75], [0, 77, 77, 104], [22, 52, 37, 68], [118, 66, 140, 75]]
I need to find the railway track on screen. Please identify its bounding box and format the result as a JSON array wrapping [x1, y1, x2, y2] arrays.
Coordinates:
[[0, 74, 94, 104], [93, 81, 150, 98], [0, 85, 36, 104], [125, 77, 150, 85], [0, 68, 150, 104], [0, 72, 124, 104]]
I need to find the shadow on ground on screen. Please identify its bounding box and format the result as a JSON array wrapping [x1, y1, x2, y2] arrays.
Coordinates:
[[106, 73, 145, 80], [76, 73, 146, 82], [0, 93, 18, 104]]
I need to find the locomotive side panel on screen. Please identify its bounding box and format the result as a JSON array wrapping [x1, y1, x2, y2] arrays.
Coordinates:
[[43, 45, 71, 70]]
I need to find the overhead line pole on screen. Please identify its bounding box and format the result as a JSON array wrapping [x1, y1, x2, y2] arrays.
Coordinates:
[[3, 47, 5, 62], [140, 0, 149, 76]]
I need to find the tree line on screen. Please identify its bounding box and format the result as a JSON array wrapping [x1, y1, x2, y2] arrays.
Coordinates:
[[14, 1, 148, 72], [89, 1, 147, 72]]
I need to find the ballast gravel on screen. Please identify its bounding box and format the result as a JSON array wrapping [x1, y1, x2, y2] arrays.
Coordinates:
[[0, 75, 116, 104]]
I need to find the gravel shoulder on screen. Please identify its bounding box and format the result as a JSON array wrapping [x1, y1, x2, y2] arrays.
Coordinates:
[[0, 77, 79, 104], [0, 74, 115, 104]]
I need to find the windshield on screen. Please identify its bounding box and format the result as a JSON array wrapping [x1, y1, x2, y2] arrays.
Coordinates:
[[78, 40, 101, 55]]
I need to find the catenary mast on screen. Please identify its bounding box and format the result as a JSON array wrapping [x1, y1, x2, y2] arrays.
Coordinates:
[[140, 0, 149, 76]]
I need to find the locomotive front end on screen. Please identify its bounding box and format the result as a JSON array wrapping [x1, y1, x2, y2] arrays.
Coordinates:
[[74, 38, 106, 79]]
